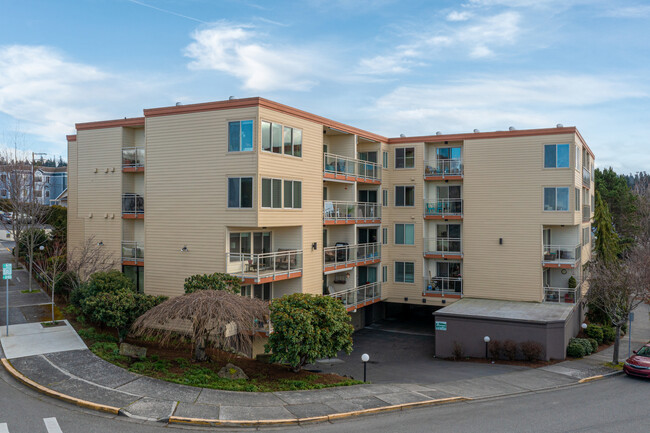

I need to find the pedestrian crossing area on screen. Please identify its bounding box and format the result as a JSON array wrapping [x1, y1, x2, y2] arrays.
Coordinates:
[[0, 417, 62, 432]]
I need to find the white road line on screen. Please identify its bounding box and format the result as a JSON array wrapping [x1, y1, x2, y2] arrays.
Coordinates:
[[0, 422, 9, 433], [43, 417, 63, 433]]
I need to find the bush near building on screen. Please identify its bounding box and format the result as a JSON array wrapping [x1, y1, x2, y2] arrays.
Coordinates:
[[567, 338, 595, 358], [519, 341, 544, 361], [585, 323, 604, 344], [183, 273, 241, 294]]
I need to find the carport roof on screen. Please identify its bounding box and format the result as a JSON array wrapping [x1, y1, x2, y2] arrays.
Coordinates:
[[435, 298, 574, 323]]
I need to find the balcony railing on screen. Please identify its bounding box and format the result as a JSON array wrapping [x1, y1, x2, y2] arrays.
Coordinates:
[[425, 237, 462, 254], [227, 250, 303, 282], [122, 193, 144, 215], [323, 153, 381, 182], [123, 147, 145, 168], [424, 159, 463, 177], [424, 199, 463, 217], [324, 242, 381, 268], [543, 244, 581, 264], [544, 287, 578, 304], [323, 201, 380, 223], [424, 277, 462, 295], [582, 205, 590, 223], [122, 241, 144, 264], [328, 282, 381, 310], [582, 167, 590, 185]]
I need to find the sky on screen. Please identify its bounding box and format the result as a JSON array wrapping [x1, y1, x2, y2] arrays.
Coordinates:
[[1, 0, 649, 173]]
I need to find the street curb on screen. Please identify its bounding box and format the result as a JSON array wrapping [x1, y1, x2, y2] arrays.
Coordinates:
[[578, 370, 624, 383], [167, 396, 470, 427], [0, 358, 121, 415]]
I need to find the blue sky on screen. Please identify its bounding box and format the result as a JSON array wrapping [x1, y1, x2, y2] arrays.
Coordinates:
[[1, 0, 649, 173]]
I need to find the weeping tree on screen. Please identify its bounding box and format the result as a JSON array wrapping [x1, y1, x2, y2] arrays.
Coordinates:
[[131, 290, 269, 362]]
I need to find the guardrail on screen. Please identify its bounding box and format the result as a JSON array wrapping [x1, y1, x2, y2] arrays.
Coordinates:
[[122, 241, 144, 264], [227, 250, 303, 281], [324, 153, 381, 182], [123, 147, 145, 168], [122, 193, 144, 215], [324, 243, 381, 267], [323, 201, 380, 223], [425, 238, 462, 254], [544, 286, 578, 304], [424, 277, 462, 295], [543, 244, 581, 263], [328, 282, 381, 310], [424, 159, 463, 177], [424, 199, 463, 217]]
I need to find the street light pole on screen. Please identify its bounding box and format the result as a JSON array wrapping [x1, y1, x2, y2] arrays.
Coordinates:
[[361, 353, 369, 382], [484, 336, 490, 359]]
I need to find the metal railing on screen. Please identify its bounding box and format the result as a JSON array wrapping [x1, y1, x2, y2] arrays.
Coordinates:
[[122, 193, 144, 215], [424, 159, 463, 177], [324, 242, 381, 267], [123, 147, 145, 168], [544, 287, 578, 304], [323, 153, 381, 182], [424, 199, 463, 217], [122, 241, 144, 264], [227, 250, 303, 281], [425, 237, 462, 254], [323, 200, 380, 223], [424, 277, 462, 295], [582, 205, 590, 223], [582, 166, 590, 185], [542, 244, 581, 263], [328, 282, 381, 309]]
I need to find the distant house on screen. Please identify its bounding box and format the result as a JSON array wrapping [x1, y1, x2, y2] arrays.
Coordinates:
[[53, 188, 68, 207], [0, 166, 67, 206]]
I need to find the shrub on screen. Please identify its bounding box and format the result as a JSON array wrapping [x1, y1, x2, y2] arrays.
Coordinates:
[[488, 339, 501, 360], [567, 341, 585, 358], [568, 276, 577, 289], [519, 341, 544, 361], [502, 340, 517, 360], [587, 338, 598, 353], [54, 271, 79, 301], [585, 324, 604, 344], [452, 341, 464, 360], [18, 228, 50, 257], [586, 301, 610, 325], [570, 338, 593, 356], [183, 273, 241, 294], [602, 326, 616, 343], [71, 270, 134, 307]]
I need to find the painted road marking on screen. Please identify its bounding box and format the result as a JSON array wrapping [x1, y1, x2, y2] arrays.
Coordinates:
[[0, 423, 8, 433], [44, 417, 63, 433]]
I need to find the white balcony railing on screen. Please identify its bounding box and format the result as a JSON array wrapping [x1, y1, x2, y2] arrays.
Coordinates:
[[122, 193, 144, 215], [324, 242, 381, 268], [324, 153, 381, 182], [425, 237, 462, 254], [424, 159, 463, 177], [122, 241, 144, 264], [424, 277, 462, 295], [424, 199, 463, 217], [122, 147, 145, 168], [328, 282, 381, 310], [543, 244, 581, 264], [544, 286, 578, 304], [227, 250, 303, 282], [323, 201, 380, 223]]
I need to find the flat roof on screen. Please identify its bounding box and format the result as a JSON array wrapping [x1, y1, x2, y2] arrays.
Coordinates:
[[435, 298, 574, 323]]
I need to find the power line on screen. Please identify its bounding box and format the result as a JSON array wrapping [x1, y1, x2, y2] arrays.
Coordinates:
[[126, 0, 208, 24]]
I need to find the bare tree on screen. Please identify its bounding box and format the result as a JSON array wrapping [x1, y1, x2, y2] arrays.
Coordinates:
[[131, 290, 269, 362], [67, 236, 120, 290], [33, 239, 67, 323]]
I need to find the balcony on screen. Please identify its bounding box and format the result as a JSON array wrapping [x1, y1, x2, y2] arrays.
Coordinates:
[[323, 153, 381, 184], [582, 205, 590, 223], [424, 237, 463, 259], [544, 287, 578, 304], [542, 244, 581, 268], [423, 277, 462, 298], [122, 193, 144, 219], [323, 201, 380, 225], [227, 250, 303, 284], [424, 199, 463, 220], [424, 159, 463, 180], [122, 241, 144, 266], [328, 282, 381, 312], [324, 242, 381, 272], [123, 147, 145, 172], [582, 167, 590, 187]]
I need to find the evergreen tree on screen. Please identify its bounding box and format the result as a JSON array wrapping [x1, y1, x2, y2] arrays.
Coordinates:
[[593, 190, 619, 264], [595, 167, 638, 248]]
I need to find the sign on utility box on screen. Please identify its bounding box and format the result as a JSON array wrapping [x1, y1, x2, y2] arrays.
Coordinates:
[[435, 321, 447, 331], [3, 263, 12, 280]]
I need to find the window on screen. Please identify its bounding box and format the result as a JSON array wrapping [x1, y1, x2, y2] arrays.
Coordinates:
[[575, 145, 580, 170], [45, 191, 50, 198], [228, 120, 254, 152], [395, 261, 415, 283], [395, 186, 415, 206], [284, 180, 302, 209], [544, 187, 569, 211], [35, 190, 42, 198], [229, 232, 251, 261], [262, 121, 301, 156], [123, 265, 144, 293], [437, 224, 461, 252], [383, 151, 388, 169], [583, 227, 589, 246], [358, 152, 378, 163], [241, 283, 271, 301], [382, 189, 388, 207], [575, 187, 580, 211], [544, 144, 569, 168], [228, 177, 253, 208], [395, 147, 415, 169], [261, 121, 271, 152], [262, 178, 282, 208], [382, 227, 388, 245], [591, 194, 595, 211], [382, 265, 387, 283], [395, 223, 415, 245], [272, 123, 282, 153]]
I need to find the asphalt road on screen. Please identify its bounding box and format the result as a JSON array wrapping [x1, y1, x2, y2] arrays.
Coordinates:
[[0, 365, 646, 433]]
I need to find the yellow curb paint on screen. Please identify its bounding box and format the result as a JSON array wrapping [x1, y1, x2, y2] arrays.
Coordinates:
[[578, 375, 604, 383], [1, 358, 121, 415]]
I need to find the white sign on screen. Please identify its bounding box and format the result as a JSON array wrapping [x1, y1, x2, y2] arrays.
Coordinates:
[[2, 263, 11, 280]]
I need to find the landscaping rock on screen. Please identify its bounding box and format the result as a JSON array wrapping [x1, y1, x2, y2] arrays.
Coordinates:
[[218, 363, 248, 380], [119, 343, 147, 359]]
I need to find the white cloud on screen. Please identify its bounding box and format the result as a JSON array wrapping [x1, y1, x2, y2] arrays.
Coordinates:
[[604, 5, 650, 18], [184, 23, 323, 91], [447, 10, 472, 21], [456, 11, 521, 46]]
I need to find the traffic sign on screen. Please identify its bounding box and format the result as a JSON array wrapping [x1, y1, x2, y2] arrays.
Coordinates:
[[2, 263, 11, 280]]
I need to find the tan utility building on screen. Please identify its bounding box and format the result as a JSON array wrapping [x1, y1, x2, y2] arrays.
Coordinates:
[[67, 97, 594, 360]]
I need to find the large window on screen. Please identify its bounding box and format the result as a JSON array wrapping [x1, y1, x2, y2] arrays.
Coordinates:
[[395, 186, 415, 206], [544, 144, 570, 168], [228, 177, 253, 208], [437, 224, 461, 252], [382, 265, 388, 283], [395, 147, 415, 169], [544, 187, 569, 211], [575, 187, 580, 211], [284, 180, 302, 209], [123, 265, 144, 293], [241, 283, 271, 301], [261, 121, 301, 157], [229, 232, 251, 261], [382, 189, 388, 207], [395, 261, 415, 283], [262, 178, 282, 208], [583, 227, 589, 246], [395, 223, 415, 245], [383, 151, 388, 169], [228, 120, 254, 152], [382, 227, 388, 245]]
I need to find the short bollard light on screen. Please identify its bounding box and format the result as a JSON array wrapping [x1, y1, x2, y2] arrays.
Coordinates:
[[484, 336, 490, 359], [581, 323, 588, 331], [361, 353, 370, 382]]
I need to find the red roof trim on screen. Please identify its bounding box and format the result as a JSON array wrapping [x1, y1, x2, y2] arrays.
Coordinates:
[[76, 117, 145, 131]]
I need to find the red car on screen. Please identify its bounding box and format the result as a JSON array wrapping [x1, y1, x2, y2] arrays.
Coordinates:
[[624, 343, 650, 378]]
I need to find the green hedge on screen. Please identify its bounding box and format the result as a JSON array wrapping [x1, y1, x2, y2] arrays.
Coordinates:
[[567, 341, 585, 358], [585, 324, 604, 344]]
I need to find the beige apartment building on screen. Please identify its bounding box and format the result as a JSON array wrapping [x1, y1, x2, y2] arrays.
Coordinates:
[[67, 97, 594, 360]]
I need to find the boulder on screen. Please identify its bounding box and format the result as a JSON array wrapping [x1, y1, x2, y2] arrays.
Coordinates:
[[119, 342, 147, 359], [218, 363, 248, 380]]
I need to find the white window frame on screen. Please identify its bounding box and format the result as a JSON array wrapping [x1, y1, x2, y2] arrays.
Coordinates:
[[395, 147, 415, 169], [261, 120, 302, 158], [543, 187, 570, 212], [262, 178, 282, 209], [228, 120, 254, 152], [395, 185, 415, 207], [394, 261, 415, 283], [394, 223, 415, 245]]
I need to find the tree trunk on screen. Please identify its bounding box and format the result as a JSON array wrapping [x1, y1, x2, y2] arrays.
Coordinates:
[[28, 253, 33, 291], [612, 324, 621, 365], [194, 337, 207, 362]]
